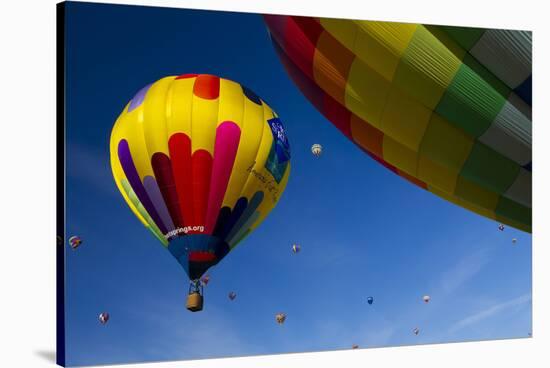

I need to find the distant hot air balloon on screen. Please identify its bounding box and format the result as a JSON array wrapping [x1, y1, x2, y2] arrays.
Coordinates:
[[228, 291, 237, 301], [275, 312, 287, 324], [311, 143, 322, 157], [99, 312, 109, 325], [423, 295, 431, 303], [499, 224, 505, 231], [200, 274, 210, 286], [367, 296, 374, 305], [68, 235, 82, 250], [265, 16, 532, 233], [352, 344, 359, 349], [512, 238, 517, 244], [413, 327, 420, 336], [110, 74, 291, 312], [292, 244, 301, 253]]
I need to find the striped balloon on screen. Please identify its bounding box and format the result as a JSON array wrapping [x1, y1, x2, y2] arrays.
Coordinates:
[[110, 74, 291, 281], [265, 16, 531, 232]]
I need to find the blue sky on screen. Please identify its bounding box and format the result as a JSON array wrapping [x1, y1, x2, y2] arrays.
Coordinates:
[[64, 2, 532, 366]]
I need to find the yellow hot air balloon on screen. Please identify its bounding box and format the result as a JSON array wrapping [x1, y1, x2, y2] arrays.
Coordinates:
[[110, 74, 291, 311]]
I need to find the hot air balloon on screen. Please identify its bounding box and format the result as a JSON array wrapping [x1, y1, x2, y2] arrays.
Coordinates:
[[499, 224, 505, 231], [265, 16, 532, 233], [367, 296, 374, 305], [311, 143, 322, 157], [292, 244, 301, 253], [110, 74, 291, 312], [352, 344, 359, 349], [423, 295, 431, 303], [68, 235, 82, 250], [200, 274, 210, 286], [275, 312, 287, 324], [228, 291, 237, 301], [512, 238, 517, 244], [99, 312, 109, 325], [413, 327, 420, 335]]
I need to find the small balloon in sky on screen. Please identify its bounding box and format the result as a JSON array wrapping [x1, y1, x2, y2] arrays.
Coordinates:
[[292, 244, 301, 253], [512, 238, 518, 244], [311, 143, 322, 157], [367, 296, 374, 305], [498, 224, 505, 231], [423, 295, 431, 303], [68, 235, 82, 250], [228, 291, 237, 301], [200, 274, 210, 286], [275, 313, 286, 324], [99, 312, 110, 325], [413, 327, 420, 335]]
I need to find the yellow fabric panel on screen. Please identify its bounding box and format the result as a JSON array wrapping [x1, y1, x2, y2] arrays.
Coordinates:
[[393, 25, 463, 109], [380, 85, 432, 151], [345, 58, 391, 129], [319, 17, 358, 50], [454, 176, 500, 212], [248, 162, 291, 233], [110, 108, 148, 228], [429, 185, 497, 220], [190, 89, 219, 154], [418, 113, 474, 170], [166, 76, 195, 137], [418, 155, 459, 193], [353, 21, 418, 81], [239, 103, 276, 207], [141, 76, 174, 157], [382, 135, 419, 176], [217, 78, 245, 129], [113, 96, 155, 179], [222, 94, 266, 208]]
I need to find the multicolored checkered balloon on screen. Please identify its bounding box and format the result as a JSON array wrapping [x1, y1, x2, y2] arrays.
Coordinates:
[[265, 16, 531, 232]]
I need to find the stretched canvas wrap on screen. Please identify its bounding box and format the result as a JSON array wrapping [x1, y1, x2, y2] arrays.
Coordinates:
[[56, 1, 532, 366]]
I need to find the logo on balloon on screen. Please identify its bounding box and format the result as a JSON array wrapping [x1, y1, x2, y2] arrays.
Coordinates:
[[265, 117, 290, 183]]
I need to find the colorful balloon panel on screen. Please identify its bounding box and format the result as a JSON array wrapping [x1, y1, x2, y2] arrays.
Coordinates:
[[265, 16, 531, 232], [110, 74, 291, 280]]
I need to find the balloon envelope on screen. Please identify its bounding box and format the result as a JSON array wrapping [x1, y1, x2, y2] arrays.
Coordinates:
[[68, 235, 82, 250], [110, 74, 291, 282], [275, 313, 287, 324], [311, 143, 322, 156], [99, 312, 109, 325], [367, 296, 374, 305], [265, 16, 531, 233]]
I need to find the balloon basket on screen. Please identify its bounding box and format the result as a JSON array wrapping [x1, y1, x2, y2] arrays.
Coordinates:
[[186, 292, 203, 312]]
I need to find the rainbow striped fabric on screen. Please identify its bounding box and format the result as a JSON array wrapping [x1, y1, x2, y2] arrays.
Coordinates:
[[265, 16, 531, 232]]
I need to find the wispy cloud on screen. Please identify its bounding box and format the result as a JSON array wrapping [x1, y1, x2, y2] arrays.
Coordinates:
[[125, 300, 263, 361], [449, 294, 531, 334], [67, 142, 118, 197], [438, 247, 491, 295]]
